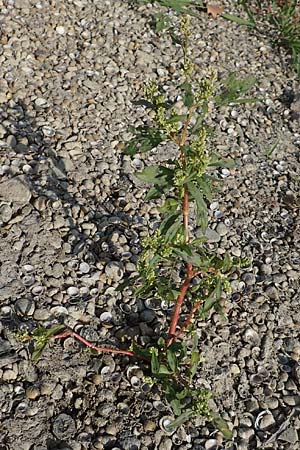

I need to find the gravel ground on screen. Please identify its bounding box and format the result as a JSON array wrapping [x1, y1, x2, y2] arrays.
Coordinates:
[[0, 1, 300, 449]]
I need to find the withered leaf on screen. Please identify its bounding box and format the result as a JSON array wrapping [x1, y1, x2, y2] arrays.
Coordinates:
[[207, 4, 224, 19]]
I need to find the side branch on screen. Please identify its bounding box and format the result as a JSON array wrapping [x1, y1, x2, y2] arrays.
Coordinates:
[[172, 299, 203, 343], [51, 329, 142, 359]]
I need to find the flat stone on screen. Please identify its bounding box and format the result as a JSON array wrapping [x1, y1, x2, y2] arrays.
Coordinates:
[[279, 427, 298, 444], [0, 176, 31, 203]]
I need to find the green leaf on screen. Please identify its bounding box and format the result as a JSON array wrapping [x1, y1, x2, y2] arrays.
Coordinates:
[[158, 364, 173, 375], [151, 350, 160, 375], [208, 153, 234, 168], [191, 103, 208, 134], [187, 182, 208, 234], [145, 186, 164, 200], [167, 349, 178, 373], [164, 216, 182, 243], [158, 197, 179, 213], [196, 176, 213, 202], [44, 324, 65, 339], [167, 114, 187, 123], [32, 342, 47, 361], [221, 12, 255, 27], [170, 398, 182, 416], [124, 127, 165, 155], [132, 344, 152, 360], [190, 350, 200, 378], [181, 82, 194, 108], [167, 409, 194, 429], [135, 165, 173, 186], [211, 412, 233, 439], [160, 211, 181, 236]]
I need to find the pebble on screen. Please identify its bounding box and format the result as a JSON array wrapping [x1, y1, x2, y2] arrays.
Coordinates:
[[79, 262, 90, 274], [279, 427, 299, 444], [216, 223, 228, 236], [67, 286, 79, 296], [53, 414, 76, 439], [0, 176, 31, 203], [105, 261, 124, 282]]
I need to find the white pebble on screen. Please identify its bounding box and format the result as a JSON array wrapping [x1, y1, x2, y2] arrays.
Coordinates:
[[67, 286, 79, 296], [56, 26, 65, 35], [22, 164, 33, 174], [23, 264, 35, 273], [79, 262, 90, 274]]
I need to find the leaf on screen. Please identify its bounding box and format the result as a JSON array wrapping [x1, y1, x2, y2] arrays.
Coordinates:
[[170, 398, 182, 416], [191, 103, 208, 134], [145, 186, 164, 200], [32, 342, 47, 361], [221, 12, 255, 27], [167, 409, 194, 429], [165, 216, 182, 243], [167, 114, 187, 123], [151, 351, 160, 375], [158, 197, 179, 213], [211, 412, 233, 439], [123, 127, 165, 155], [190, 350, 200, 378], [160, 211, 181, 236], [207, 4, 224, 19], [158, 364, 173, 375], [167, 349, 178, 372], [187, 182, 208, 233], [44, 324, 65, 339], [135, 165, 173, 186], [181, 82, 194, 108], [208, 153, 234, 168]]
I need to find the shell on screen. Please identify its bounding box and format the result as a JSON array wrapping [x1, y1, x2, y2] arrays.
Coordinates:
[[144, 298, 162, 311], [159, 416, 176, 434]]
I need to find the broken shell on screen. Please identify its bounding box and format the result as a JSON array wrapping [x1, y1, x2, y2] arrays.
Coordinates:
[[254, 410, 275, 431], [130, 376, 141, 389], [142, 401, 153, 413], [153, 400, 166, 411], [126, 365, 143, 379], [205, 439, 219, 450], [144, 298, 161, 311], [159, 416, 176, 434]]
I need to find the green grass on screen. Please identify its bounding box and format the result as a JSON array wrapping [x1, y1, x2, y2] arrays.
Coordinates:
[[237, 1, 300, 74]]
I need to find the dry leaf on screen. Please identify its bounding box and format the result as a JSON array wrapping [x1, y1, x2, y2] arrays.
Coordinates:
[[207, 4, 224, 19]]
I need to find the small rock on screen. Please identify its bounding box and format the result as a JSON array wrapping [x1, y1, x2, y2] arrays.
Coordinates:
[[15, 298, 35, 317], [105, 261, 124, 282], [7, 135, 17, 149], [265, 286, 279, 300], [0, 204, 13, 223], [0, 175, 31, 203], [26, 386, 40, 400], [216, 223, 228, 236], [283, 395, 300, 406], [53, 413, 76, 439], [257, 412, 275, 430], [279, 427, 298, 444], [243, 328, 260, 346], [79, 262, 90, 274], [205, 228, 220, 243], [56, 25, 66, 35], [67, 286, 79, 296]]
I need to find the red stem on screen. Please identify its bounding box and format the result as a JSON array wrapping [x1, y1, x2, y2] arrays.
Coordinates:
[[51, 329, 145, 360], [172, 299, 203, 342]]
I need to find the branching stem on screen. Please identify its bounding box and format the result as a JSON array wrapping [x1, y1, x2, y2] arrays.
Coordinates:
[[51, 329, 146, 360]]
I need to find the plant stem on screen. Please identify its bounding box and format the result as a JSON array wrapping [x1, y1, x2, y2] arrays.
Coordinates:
[[167, 108, 196, 347], [51, 329, 141, 359], [172, 299, 203, 342]]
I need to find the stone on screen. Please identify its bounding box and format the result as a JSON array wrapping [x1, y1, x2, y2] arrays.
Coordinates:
[[53, 414, 76, 439], [105, 261, 124, 282], [0, 176, 31, 204], [279, 427, 298, 444], [216, 223, 228, 236]]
